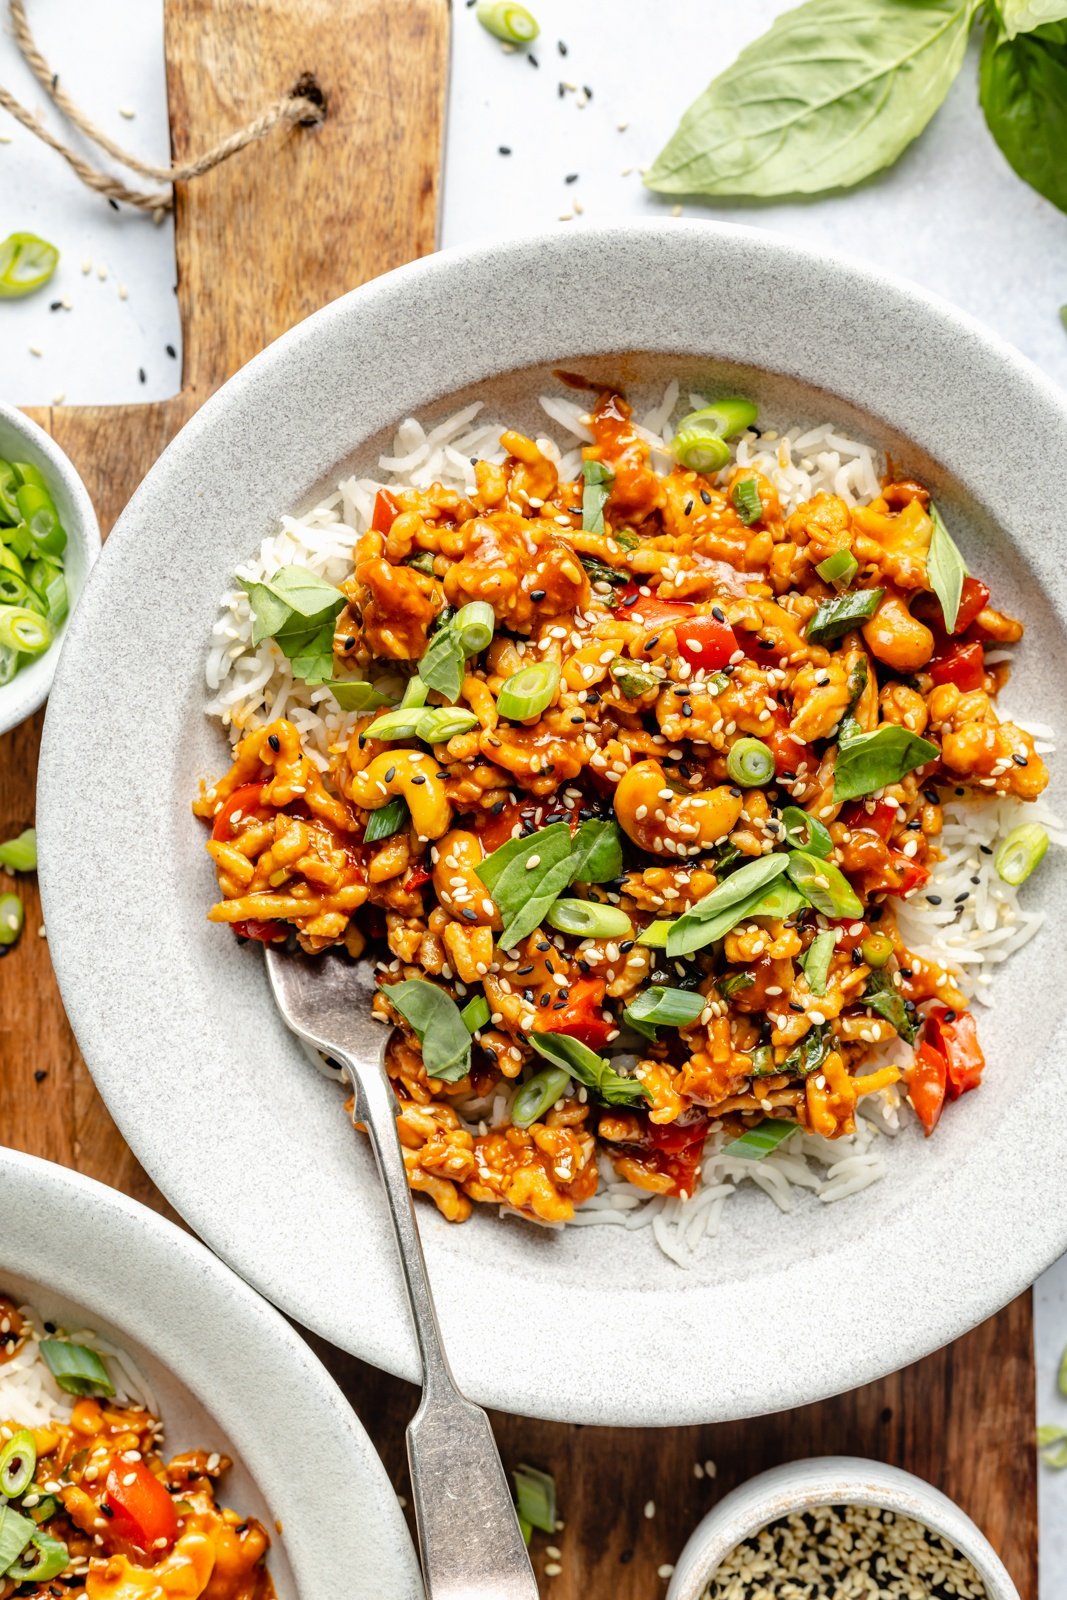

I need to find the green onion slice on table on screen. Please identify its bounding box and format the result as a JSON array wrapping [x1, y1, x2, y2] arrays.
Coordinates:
[[0, 893, 24, 947], [38, 1339, 114, 1397], [512, 1464, 555, 1544], [476, 0, 540, 43], [0, 827, 36, 872], [0, 233, 59, 299]]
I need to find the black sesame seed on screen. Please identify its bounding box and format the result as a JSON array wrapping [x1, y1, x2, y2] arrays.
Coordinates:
[[927, 894, 942, 905], [923, 787, 940, 805], [700, 489, 712, 505], [619, 940, 634, 952], [344, 636, 355, 649], [558, 39, 568, 54], [980, 843, 993, 855], [49, 299, 62, 311], [166, 343, 177, 358], [108, 197, 119, 211], [100, 1502, 114, 1517], [552, 998, 567, 1010], [684, 498, 694, 516], [516, 964, 535, 975], [681, 702, 693, 717], [729, 786, 742, 799], [712, 606, 726, 623], [530, 588, 547, 601], [268, 734, 281, 752], [528, 53, 539, 66], [490, 800, 505, 814], [44, 1321, 56, 1333], [536, 940, 551, 952], [565, 172, 579, 184], [411, 774, 427, 786], [384, 765, 396, 783], [567, 505, 583, 515], [461, 907, 477, 921], [583, 84, 593, 97], [1012, 752, 1028, 766], [138, 367, 146, 383], [757, 638, 774, 649], [34, 1069, 47, 1083], [558, 81, 566, 97], [538, 993, 550, 1007]]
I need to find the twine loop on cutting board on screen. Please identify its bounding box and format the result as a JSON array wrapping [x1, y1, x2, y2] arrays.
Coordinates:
[[1, 0, 326, 218]]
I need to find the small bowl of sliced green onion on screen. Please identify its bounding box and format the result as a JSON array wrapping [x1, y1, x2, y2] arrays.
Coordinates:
[[0, 402, 100, 735]]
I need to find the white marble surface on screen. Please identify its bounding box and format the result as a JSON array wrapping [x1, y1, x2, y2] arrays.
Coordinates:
[[3, 0, 1066, 1583]]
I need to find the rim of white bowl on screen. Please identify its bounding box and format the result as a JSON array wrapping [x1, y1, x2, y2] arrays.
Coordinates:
[[666, 1456, 1019, 1600]]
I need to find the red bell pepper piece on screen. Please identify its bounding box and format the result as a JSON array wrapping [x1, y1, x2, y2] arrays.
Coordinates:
[[952, 576, 990, 635], [232, 918, 286, 943], [907, 1041, 948, 1135], [536, 976, 613, 1051], [103, 1460, 179, 1555], [371, 488, 401, 535], [211, 782, 269, 842], [924, 1006, 985, 1099], [840, 798, 898, 841], [929, 639, 984, 693], [610, 580, 695, 628], [674, 613, 739, 672], [402, 864, 432, 893]]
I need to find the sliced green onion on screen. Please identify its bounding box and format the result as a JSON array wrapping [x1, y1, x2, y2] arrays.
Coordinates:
[[454, 602, 495, 655], [0, 1504, 36, 1574], [582, 459, 613, 534], [460, 993, 491, 1034], [363, 797, 410, 843], [0, 648, 16, 687], [725, 1118, 798, 1161], [327, 680, 394, 713], [623, 985, 705, 1039], [5, 1530, 69, 1583], [497, 661, 560, 720], [364, 707, 424, 742], [512, 1465, 556, 1534], [636, 918, 670, 948], [800, 929, 835, 997], [726, 737, 775, 787], [38, 1339, 114, 1398], [0, 893, 23, 947], [748, 1044, 776, 1076], [406, 551, 436, 575], [0, 828, 36, 872], [780, 806, 832, 858], [860, 933, 894, 969], [511, 1067, 570, 1129], [786, 851, 863, 919], [417, 707, 480, 743], [476, 0, 540, 42], [994, 823, 1049, 887], [0, 1430, 36, 1498], [0, 545, 25, 579], [806, 587, 883, 645], [0, 572, 39, 611], [0, 607, 51, 657], [15, 484, 66, 558], [731, 476, 763, 526], [2, 523, 31, 561], [11, 463, 48, 491], [671, 424, 731, 474], [683, 399, 758, 438], [396, 676, 429, 711], [0, 462, 18, 525], [26, 1495, 58, 1526], [815, 549, 858, 586], [0, 233, 59, 299], [545, 899, 633, 938]]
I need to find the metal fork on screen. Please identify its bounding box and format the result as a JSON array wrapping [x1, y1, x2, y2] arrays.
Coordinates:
[[264, 945, 539, 1600]]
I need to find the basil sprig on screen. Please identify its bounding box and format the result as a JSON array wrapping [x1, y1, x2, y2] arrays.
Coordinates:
[[582, 459, 613, 534], [806, 587, 883, 645], [799, 928, 836, 996], [644, 854, 790, 959], [646, 0, 977, 200], [926, 502, 969, 632], [781, 1021, 833, 1077], [386, 978, 472, 1081], [980, 18, 1067, 214], [832, 725, 939, 803], [476, 820, 623, 948], [419, 618, 467, 703], [242, 564, 347, 685], [862, 969, 919, 1043], [529, 1032, 651, 1109]]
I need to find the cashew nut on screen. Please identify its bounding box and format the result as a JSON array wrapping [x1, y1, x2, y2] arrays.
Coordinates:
[[432, 830, 501, 928], [614, 760, 742, 856], [347, 750, 452, 840]]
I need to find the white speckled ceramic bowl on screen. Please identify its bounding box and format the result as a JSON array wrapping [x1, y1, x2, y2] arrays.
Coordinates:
[[0, 1149, 423, 1600], [0, 404, 100, 734], [37, 222, 1067, 1426], [667, 1457, 1018, 1600]]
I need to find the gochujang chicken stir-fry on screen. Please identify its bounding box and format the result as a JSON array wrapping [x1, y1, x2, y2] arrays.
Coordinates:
[[0, 1299, 272, 1599], [196, 391, 1049, 1226]]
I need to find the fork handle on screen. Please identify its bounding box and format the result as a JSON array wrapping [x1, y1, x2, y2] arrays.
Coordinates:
[[343, 1052, 540, 1600]]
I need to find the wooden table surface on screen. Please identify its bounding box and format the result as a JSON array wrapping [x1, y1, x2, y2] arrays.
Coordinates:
[[0, 2, 1037, 1594]]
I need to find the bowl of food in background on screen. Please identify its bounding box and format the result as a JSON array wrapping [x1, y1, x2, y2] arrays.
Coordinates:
[[667, 1456, 1017, 1600], [0, 402, 100, 736]]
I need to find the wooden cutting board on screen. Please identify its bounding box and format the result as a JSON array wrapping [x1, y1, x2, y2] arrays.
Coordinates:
[[0, 1, 1038, 1594]]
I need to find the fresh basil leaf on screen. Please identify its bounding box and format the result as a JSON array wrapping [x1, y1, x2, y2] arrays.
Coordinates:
[[568, 819, 624, 884], [419, 622, 466, 700], [996, 0, 1067, 41], [364, 797, 409, 842], [717, 970, 755, 1000], [280, 620, 336, 684], [724, 1118, 798, 1160], [786, 851, 863, 919], [806, 588, 884, 645], [745, 880, 809, 922], [645, 0, 977, 199], [862, 968, 919, 1044], [926, 502, 969, 632], [664, 854, 789, 957], [386, 978, 472, 1082], [582, 459, 613, 534], [580, 556, 628, 587], [799, 928, 836, 996], [477, 824, 575, 950], [476, 822, 572, 894], [980, 17, 1067, 214], [782, 1021, 833, 1076], [613, 527, 640, 551], [529, 1032, 651, 1108], [328, 680, 395, 712], [833, 726, 939, 803], [838, 654, 871, 745], [243, 580, 294, 646], [262, 564, 347, 620]]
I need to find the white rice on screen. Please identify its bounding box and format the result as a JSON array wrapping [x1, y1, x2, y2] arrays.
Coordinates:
[[0, 1302, 158, 1430], [201, 385, 1059, 1262]]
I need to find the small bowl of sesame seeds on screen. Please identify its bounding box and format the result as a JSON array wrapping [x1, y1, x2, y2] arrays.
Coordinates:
[[667, 1456, 1018, 1600]]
